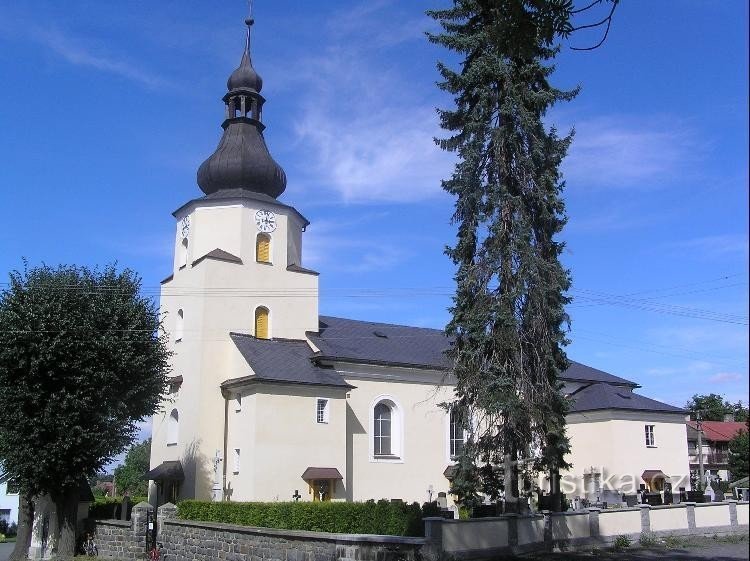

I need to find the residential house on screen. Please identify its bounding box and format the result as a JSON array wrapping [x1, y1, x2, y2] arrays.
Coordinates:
[[0, 472, 19, 527], [687, 418, 747, 482], [147, 16, 691, 508]]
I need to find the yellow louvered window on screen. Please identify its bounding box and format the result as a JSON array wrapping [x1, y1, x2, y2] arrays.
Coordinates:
[[255, 307, 269, 339], [256, 234, 271, 263]]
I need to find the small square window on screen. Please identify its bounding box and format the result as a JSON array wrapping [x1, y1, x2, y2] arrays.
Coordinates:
[[316, 399, 329, 424]]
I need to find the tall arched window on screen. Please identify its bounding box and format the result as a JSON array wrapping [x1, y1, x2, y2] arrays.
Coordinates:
[[179, 237, 189, 268], [374, 403, 392, 456], [175, 309, 184, 342], [256, 233, 271, 263], [449, 408, 465, 459], [167, 409, 179, 445], [255, 306, 269, 339]]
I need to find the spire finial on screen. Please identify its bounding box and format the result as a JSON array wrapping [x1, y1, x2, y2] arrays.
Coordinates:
[[245, 0, 254, 50]]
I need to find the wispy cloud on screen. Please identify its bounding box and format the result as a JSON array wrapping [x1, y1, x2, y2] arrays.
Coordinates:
[[30, 27, 171, 89], [709, 372, 743, 384], [661, 235, 749, 259], [563, 116, 699, 190], [305, 215, 410, 272]]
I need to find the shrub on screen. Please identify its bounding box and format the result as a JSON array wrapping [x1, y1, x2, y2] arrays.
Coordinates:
[[88, 496, 148, 520], [613, 535, 632, 549], [177, 499, 434, 536], [639, 532, 660, 547]]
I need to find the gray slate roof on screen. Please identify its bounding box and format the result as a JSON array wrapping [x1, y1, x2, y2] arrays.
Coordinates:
[[228, 333, 350, 388], [568, 382, 684, 414], [308, 316, 637, 387]]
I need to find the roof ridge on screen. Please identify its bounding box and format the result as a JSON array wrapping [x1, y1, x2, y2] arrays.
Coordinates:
[[318, 315, 446, 333]]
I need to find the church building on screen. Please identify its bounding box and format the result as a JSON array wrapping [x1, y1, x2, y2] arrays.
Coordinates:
[[147, 16, 690, 508]]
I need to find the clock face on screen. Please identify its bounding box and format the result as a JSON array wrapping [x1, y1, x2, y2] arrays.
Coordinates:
[[255, 209, 277, 233], [180, 216, 191, 238]]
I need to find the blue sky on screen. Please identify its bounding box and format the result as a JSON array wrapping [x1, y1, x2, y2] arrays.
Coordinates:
[[0, 0, 747, 420]]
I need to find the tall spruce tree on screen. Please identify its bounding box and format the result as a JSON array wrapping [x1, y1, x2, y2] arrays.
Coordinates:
[[428, 0, 576, 512]]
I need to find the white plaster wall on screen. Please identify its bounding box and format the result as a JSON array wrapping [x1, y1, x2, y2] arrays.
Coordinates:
[[650, 505, 688, 531], [442, 519, 509, 552], [563, 411, 690, 497], [227, 384, 348, 502], [341, 368, 455, 504], [517, 517, 545, 545], [551, 512, 590, 541], [0, 481, 18, 526], [598, 509, 641, 536], [694, 503, 730, 528]]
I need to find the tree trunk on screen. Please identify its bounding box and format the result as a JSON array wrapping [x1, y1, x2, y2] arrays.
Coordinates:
[[8, 493, 34, 561], [51, 487, 79, 560], [549, 467, 562, 512], [503, 450, 519, 514]]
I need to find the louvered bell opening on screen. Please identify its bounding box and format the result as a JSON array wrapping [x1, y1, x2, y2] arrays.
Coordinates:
[[256, 234, 271, 263], [255, 307, 269, 339]]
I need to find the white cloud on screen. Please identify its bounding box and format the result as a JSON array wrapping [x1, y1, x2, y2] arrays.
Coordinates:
[[30, 26, 170, 90], [563, 116, 698, 190], [708, 372, 743, 384], [661, 235, 749, 259]]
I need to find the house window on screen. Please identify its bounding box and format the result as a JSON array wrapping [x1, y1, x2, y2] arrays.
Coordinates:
[[374, 403, 392, 456], [316, 398, 329, 423], [645, 425, 655, 447], [255, 306, 269, 339], [167, 409, 179, 445], [449, 408, 465, 459], [175, 309, 184, 342], [179, 237, 189, 268], [256, 233, 271, 263], [0, 509, 9, 523], [233, 448, 241, 474]]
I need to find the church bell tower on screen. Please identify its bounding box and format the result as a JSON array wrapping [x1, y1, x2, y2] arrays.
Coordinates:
[[150, 14, 319, 503]]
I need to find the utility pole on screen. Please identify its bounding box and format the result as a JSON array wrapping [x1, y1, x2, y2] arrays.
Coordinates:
[[696, 410, 705, 491]]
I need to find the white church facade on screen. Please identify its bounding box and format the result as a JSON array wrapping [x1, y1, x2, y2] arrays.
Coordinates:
[[148, 16, 690, 508]]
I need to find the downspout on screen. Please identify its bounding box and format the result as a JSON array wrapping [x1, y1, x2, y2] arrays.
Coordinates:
[[223, 393, 229, 501]]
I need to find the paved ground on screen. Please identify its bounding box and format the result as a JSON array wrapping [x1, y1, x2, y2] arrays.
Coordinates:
[[0, 541, 13, 561], [513, 536, 749, 561]]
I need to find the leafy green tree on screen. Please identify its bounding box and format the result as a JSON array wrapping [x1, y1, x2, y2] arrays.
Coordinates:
[[728, 427, 749, 481], [685, 393, 747, 422], [428, 1, 578, 511], [114, 438, 152, 497], [0, 264, 169, 559]]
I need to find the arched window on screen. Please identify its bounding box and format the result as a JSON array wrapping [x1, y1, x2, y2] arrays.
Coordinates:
[[255, 306, 269, 339], [449, 408, 465, 459], [374, 403, 392, 456], [175, 309, 184, 342], [179, 237, 189, 268], [371, 397, 402, 460], [167, 409, 179, 445], [256, 233, 271, 263]]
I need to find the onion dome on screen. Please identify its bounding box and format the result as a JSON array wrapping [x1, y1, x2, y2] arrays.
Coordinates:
[[197, 16, 286, 198]]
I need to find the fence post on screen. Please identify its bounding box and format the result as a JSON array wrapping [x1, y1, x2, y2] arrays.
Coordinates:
[[728, 500, 738, 527], [131, 502, 153, 541], [422, 517, 444, 561], [684, 502, 696, 531], [588, 507, 601, 540], [639, 504, 651, 534]]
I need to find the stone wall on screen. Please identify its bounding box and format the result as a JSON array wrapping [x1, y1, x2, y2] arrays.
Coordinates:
[[92, 502, 151, 560], [93, 502, 430, 561]]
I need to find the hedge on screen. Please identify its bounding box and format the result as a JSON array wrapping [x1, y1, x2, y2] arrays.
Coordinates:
[[89, 496, 148, 520], [177, 499, 442, 537]]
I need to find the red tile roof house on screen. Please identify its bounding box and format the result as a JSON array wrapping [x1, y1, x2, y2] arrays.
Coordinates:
[[687, 419, 747, 483]]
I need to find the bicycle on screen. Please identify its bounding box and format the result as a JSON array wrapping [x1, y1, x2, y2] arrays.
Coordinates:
[[148, 542, 163, 561], [80, 532, 98, 557]]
